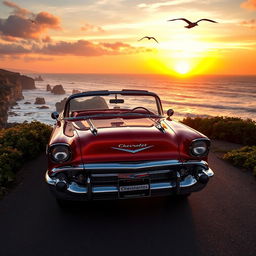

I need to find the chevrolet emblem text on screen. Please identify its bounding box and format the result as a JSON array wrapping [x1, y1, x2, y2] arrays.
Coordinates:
[[111, 144, 154, 154]]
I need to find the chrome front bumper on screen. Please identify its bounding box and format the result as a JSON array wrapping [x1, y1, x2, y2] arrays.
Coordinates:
[[45, 160, 214, 201]]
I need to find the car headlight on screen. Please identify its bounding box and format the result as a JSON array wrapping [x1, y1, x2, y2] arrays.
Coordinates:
[[49, 144, 71, 163], [190, 139, 210, 157]]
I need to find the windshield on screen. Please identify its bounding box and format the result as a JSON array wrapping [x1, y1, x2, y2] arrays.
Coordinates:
[[65, 93, 161, 118]]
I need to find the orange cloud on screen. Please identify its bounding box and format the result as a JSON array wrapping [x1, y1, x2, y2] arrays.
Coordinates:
[[241, 0, 256, 10], [80, 23, 104, 33], [37, 40, 147, 56], [101, 42, 132, 50], [0, 42, 29, 54], [0, 39, 149, 57], [1, 34, 18, 41], [0, 2, 61, 40], [35, 12, 61, 30], [240, 19, 256, 28]]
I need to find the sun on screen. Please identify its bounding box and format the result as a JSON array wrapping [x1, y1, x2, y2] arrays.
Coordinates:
[[174, 61, 191, 75]]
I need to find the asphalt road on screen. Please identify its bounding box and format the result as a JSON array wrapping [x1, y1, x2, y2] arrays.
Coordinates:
[[0, 151, 256, 256]]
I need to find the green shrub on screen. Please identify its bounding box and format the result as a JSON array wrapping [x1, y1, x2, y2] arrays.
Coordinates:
[[223, 146, 256, 175], [0, 121, 52, 196], [0, 121, 52, 159], [182, 116, 256, 145], [0, 147, 23, 185]]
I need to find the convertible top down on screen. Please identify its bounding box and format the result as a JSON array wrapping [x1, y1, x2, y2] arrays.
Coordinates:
[[46, 89, 213, 203]]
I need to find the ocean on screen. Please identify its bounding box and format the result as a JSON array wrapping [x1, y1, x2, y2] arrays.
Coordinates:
[[8, 74, 256, 125]]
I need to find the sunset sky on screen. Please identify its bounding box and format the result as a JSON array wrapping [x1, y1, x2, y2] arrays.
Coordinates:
[[0, 0, 256, 75]]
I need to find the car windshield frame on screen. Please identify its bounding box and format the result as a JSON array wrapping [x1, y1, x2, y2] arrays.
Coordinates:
[[63, 90, 164, 119]]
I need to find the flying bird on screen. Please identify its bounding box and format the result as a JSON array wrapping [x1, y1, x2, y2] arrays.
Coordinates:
[[138, 36, 159, 43], [29, 19, 37, 24], [167, 18, 218, 29]]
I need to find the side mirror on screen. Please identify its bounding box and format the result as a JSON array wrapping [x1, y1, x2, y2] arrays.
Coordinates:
[[167, 109, 174, 117], [51, 111, 59, 120]]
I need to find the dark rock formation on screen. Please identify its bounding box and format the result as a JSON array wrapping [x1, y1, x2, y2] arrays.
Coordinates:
[[55, 96, 108, 113], [46, 84, 51, 91], [36, 105, 49, 109], [20, 75, 36, 89], [70, 96, 108, 111], [51, 84, 66, 95], [72, 89, 81, 94], [34, 97, 46, 104], [34, 75, 43, 81], [24, 101, 31, 104], [24, 112, 33, 116], [8, 111, 19, 116], [0, 69, 24, 128], [55, 97, 67, 113]]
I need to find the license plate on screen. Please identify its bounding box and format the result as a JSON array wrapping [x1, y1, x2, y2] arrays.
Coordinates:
[[119, 184, 149, 192]]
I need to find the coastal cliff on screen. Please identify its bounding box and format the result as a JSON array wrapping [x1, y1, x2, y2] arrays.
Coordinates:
[[0, 69, 35, 128], [20, 75, 36, 90]]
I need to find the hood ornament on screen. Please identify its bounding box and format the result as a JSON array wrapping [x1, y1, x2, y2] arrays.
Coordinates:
[[112, 144, 154, 154]]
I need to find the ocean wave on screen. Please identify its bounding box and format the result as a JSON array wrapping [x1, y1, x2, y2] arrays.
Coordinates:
[[162, 100, 256, 113]]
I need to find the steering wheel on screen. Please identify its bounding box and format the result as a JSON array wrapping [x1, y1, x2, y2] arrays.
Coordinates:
[[131, 106, 151, 114]]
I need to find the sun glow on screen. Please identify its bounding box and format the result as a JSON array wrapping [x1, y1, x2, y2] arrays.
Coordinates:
[[174, 61, 191, 75]]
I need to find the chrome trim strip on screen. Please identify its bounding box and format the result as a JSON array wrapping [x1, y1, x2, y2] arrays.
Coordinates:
[[92, 186, 118, 193], [91, 173, 118, 178], [48, 142, 70, 148], [150, 182, 174, 190], [50, 165, 84, 174], [90, 169, 172, 178], [48, 160, 213, 174], [84, 160, 210, 171], [149, 169, 172, 175], [45, 172, 56, 185], [204, 168, 214, 177], [84, 160, 180, 170], [67, 182, 87, 193], [180, 175, 197, 187], [111, 145, 154, 154], [49, 160, 210, 174], [182, 160, 209, 169]]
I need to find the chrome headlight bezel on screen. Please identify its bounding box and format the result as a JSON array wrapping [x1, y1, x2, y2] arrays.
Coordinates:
[[189, 138, 210, 157], [48, 143, 72, 163]]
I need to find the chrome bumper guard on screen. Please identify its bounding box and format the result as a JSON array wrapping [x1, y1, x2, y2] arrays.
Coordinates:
[[45, 160, 214, 200]]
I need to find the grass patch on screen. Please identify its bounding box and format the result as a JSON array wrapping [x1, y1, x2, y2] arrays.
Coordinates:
[[0, 121, 52, 197]]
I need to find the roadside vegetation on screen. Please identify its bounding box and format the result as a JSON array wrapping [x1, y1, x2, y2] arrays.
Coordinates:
[[223, 146, 256, 176], [182, 116, 256, 176], [0, 121, 52, 197]]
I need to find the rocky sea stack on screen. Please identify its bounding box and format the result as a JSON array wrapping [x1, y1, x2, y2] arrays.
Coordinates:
[[34, 97, 46, 104], [51, 84, 66, 95], [0, 69, 35, 128], [34, 75, 43, 81]]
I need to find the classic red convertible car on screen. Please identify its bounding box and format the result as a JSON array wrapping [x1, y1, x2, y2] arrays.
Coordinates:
[[46, 90, 213, 204]]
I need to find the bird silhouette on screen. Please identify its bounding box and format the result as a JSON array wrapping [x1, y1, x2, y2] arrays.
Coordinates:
[[29, 19, 36, 24], [138, 36, 159, 43], [167, 18, 217, 29]]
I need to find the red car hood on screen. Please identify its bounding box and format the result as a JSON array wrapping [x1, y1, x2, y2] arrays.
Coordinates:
[[73, 118, 180, 163]]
